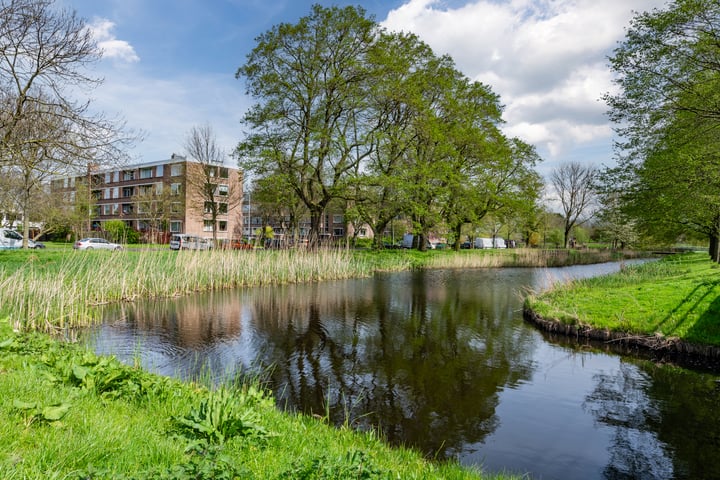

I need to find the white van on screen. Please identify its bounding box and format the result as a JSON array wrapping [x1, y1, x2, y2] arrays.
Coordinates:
[[474, 237, 493, 249], [170, 234, 213, 251], [0, 229, 23, 249], [474, 237, 507, 249], [0, 229, 42, 249]]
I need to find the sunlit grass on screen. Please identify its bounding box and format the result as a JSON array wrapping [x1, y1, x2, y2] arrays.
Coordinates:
[[525, 253, 720, 345]]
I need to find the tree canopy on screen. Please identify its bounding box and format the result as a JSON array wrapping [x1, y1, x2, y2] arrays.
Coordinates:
[[604, 0, 720, 259], [236, 5, 542, 249]]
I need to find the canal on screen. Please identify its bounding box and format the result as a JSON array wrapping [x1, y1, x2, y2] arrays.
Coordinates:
[[83, 261, 720, 479]]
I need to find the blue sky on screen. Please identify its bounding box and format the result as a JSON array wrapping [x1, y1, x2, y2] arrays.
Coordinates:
[[64, 0, 667, 179]]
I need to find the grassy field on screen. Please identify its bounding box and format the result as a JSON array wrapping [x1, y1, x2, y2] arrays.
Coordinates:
[[0, 318, 520, 479], [524, 252, 720, 347]]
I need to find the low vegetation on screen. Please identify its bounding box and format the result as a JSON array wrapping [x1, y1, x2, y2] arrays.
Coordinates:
[[0, 318, 515, 479], [1, 245, 642, 331], [525, 252, 720, 347]]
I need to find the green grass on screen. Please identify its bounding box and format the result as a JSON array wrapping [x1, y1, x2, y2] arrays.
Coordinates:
[[525, 252, 720, 346], [0, 319, 516, 479]]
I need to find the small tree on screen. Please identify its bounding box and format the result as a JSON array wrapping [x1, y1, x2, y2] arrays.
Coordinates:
[[184, 124, 241, 242], [550, 162, 597, 248]]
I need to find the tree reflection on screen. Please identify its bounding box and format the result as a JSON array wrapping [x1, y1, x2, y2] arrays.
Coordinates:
[[249, 269, 537, 459], [583, 360, 720, 479]]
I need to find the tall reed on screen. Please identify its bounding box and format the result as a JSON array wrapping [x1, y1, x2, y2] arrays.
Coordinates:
[[1, 248, 372, 331], [1, 247, 646, 331]]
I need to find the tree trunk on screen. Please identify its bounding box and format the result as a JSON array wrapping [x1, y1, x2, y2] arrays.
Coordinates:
[[452, 223, 463, 251], [308, 209, 322, 250], [711, 233, 720, 263]]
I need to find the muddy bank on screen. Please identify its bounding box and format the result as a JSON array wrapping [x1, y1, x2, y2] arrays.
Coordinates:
[[523, 306, 720, 362]]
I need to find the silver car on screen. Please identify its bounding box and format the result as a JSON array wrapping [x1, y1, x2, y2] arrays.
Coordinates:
[[73, 237, 123, 251]]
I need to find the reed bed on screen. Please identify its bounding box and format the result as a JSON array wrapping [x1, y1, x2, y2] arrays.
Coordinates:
[[1, 248, 372, 331], [425, 248, 634, 269], [1, 247, 646, 332]]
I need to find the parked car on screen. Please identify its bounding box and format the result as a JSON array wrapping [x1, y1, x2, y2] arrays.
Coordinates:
[[28, 239, 45, 249], [73, 238, 123, 251], [169, 234, 213, 251]]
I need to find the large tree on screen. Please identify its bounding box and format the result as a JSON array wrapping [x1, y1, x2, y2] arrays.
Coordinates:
[[0, 0, 134, 247], [605, 0, 720, 258], [236, 5, 378, 249], [550, 162, 597, 249]]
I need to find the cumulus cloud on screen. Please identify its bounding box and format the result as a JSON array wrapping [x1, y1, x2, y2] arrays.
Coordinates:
[[88, 18, 139, 63], [382, 0, 666, 161]]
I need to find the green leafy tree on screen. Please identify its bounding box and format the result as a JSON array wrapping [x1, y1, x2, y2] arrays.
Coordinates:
[[236, 5, 378, 249], [605, 0, 720, 259]]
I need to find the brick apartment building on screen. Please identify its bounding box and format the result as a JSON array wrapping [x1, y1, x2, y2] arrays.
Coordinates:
[[51, 154, 243, 243]]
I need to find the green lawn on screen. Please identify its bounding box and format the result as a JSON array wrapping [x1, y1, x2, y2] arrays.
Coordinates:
[[0, 319, 518, 479], [525, 253, 720, 346]]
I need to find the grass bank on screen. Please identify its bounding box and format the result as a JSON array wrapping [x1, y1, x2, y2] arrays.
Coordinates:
[[0, 247, 645, 331], [524, 252, 720, 354], [0, 318, 517, 479]]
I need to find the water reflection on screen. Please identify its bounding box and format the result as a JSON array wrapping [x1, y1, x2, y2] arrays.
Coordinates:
[[85, 261, 720, 479]]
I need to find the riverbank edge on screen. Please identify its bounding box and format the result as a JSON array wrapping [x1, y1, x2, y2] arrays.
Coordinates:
[[522, 305, 720, 360]]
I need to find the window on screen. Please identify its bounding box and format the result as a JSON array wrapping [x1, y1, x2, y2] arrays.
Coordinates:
[[140, 167, 153, 179], [220, 167, 229, 179], [203, 220, 214, 232], [171, 183, 181, 196], [171, 202, 181, 213], [333, 215, 343, 224], [112, 204, 119, 215], [171, 164, 183, 176], [104, 188, 110, 200], [122, 187, 134, 198], [218, 203, 228, 214], [102, 205, 112, 215], [204, 201, 214, 214], [333, 228, 344, 236], [155, 183, 163, 194], [170, 221, 181, 233], [122, 204, 133, 215], [113, 187, 119, 199], [138, 185, 153, 196], [219, 221, 227, 232], [218, 185, 228, 196], [156, 165, 164, 177], [123, 170, 135, 181], [105, 173, 111, 183], [113, 171, 119, 183]]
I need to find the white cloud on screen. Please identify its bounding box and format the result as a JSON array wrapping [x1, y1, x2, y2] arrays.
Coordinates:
[[88, 18, 139, 63], [382, 0, 667, 166]]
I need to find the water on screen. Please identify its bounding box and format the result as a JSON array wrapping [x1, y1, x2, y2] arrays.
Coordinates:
[[83, 260, 720, 479]]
